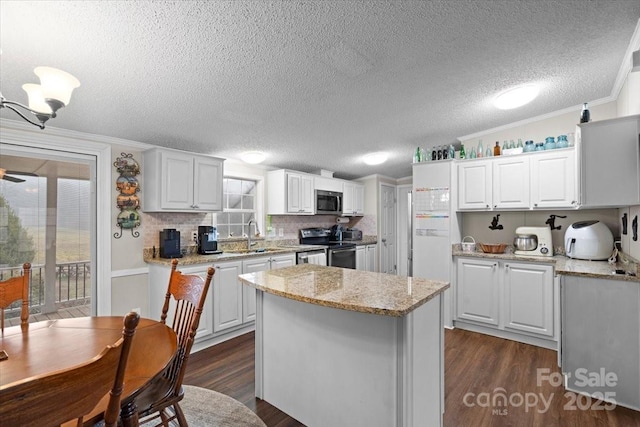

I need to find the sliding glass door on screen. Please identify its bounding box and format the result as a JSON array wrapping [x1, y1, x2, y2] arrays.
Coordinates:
[[0, 146, 96, 321]]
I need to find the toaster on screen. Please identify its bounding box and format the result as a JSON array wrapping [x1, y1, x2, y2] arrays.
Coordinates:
[[342, 229, 363, 241], [564, 220, 614, 260]]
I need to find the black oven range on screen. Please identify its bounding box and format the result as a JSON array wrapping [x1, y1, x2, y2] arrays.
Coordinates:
[[299, 227, 356, 269]]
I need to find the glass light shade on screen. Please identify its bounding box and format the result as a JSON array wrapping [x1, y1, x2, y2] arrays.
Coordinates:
[[363, 152, 388, 165], [493, 84, 539, 110], [241, 151, 266, 164], [34, 66, 80, 106], [22, 84, 52, 114]]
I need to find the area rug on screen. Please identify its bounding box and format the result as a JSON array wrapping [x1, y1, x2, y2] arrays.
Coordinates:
[[180, 384, 267, 427]]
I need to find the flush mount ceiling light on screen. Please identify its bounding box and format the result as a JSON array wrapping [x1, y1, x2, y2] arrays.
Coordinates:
[[493, 84, 539, 110], [363, 152, 388, 165], [241, 151, 267, 164], [0, 66, 80, 129]]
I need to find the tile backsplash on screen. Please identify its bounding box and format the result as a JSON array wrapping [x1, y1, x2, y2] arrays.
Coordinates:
[[142, 211, 215, 248], [461, 209, 620, 251], [142, 212, 377, 249]]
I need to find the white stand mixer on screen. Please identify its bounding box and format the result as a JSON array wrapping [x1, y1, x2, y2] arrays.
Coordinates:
[[514, 226, 553, 257]]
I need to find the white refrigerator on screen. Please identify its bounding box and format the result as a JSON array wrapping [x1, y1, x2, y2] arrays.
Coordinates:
[[411, 160, 460, 328]]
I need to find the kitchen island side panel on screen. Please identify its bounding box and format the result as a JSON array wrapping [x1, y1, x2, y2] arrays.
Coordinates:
[[255, 291, 443, 427]]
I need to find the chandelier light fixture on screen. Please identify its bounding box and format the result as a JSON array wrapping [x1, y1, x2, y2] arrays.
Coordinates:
[[0, 66, 80, 129]]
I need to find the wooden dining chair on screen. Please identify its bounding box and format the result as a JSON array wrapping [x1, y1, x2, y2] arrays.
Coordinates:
[[0, 311, 140, 427], [121, 259, 214, 427], [0, 262, 31, 331]]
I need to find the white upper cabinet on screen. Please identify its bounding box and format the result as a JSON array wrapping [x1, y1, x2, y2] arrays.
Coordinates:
[[267, 170, 314, 215], [458, 159, 492, 210], [314, 176, 343, 192], [578, 115, 640, 208], [342, 181, 364, 216], [143, 148, 224, 212], [492, 156, 530, 209], [530, 149, 577, 208], [457, 148, 577, 211]]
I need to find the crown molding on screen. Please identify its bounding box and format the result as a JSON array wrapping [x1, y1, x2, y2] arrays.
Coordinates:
[[0, 118, 153, 151]]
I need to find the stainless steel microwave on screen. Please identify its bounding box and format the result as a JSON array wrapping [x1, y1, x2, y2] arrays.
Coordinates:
[[315, 190, 342, 215]]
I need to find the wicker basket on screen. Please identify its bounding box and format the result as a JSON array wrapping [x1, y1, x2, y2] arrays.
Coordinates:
[[461, 236, 476, 252], [478, 243, 508, 254]]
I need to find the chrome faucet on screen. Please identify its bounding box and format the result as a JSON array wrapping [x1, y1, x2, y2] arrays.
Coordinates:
[[247, 218, 260, 249]]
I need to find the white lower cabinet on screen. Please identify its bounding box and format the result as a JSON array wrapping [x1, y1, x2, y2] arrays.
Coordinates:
[[212, 260, 243, 333], [355, 245, 377, 272], [355, 246, 365, 270], [365, 244, 377, 272], [455, 257, 555, 343], [239, 254, 296, 326], [456, 258, 500, 326], [503, 262, 554, 337], [148, 263, 217, 344], [241, 258, 270, 324], [149, 254, 296, 348]]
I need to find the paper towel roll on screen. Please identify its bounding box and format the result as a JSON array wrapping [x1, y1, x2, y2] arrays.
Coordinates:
[[336, 217, 349, 224]]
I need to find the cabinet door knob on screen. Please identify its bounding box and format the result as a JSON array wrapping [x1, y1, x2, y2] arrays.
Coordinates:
[[534, 203, 538, 207], [486, 204, 490, 208], [493, 205, 497, 208]]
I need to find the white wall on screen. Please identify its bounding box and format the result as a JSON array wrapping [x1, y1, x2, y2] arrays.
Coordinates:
[[617, 71, 640, 116]]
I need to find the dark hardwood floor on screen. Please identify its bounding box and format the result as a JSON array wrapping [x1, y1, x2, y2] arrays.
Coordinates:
[[183, 329, 640, 426]]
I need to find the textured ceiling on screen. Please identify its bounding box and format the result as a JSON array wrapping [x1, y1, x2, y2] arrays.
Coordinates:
[[1, 1, 639, 179]]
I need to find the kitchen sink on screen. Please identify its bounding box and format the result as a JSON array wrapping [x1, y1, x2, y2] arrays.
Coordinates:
[[223, 248, 286, 255]]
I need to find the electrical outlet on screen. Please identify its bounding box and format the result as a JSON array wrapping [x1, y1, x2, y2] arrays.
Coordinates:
[[193, 231, 198, 242], [278, 228, 284, 237]]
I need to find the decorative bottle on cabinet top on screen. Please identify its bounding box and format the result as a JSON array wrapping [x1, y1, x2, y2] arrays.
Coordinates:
[[580, 102, 591, 123], [413, 147, 421, 163], [494, 141, 501, 156]]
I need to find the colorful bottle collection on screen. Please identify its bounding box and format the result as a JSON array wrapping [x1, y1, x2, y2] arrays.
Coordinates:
[[413, 131, 573, 163]]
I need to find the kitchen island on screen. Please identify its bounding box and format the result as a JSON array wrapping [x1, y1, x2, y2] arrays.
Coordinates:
[[238, 264, 449, 427]]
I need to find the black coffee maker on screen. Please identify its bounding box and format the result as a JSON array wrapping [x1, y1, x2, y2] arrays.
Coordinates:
[[197, 226, 219, 255], [159, 229, 182, 259]]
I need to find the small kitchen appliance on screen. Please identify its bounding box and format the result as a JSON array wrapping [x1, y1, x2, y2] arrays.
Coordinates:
[[513, 226, 553, 257], [197, 225, 220, 255], [315, 190, 342, 215], [564, 220, 614, 260], [342, 229, 363, 241], [159, 228, 182, 259]]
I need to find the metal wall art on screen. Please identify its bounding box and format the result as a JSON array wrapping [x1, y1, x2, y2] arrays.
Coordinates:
[[113, 153, 141, 238]]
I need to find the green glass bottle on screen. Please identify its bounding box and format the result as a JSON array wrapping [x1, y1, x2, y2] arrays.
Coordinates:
[[459, 144, 466, 159], [413, 147, 421, 163]]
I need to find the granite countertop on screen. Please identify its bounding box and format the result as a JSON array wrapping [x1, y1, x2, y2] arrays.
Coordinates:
[[452, 245, 639, 283], [144, 236, 378, 266], [238, 264, 449, 317], [353, 236, 378, 245], [144, 244, 327, 266]]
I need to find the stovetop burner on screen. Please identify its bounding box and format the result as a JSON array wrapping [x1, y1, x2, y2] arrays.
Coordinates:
[[299, 227, 356, 248], [328, 241, 356, 248]]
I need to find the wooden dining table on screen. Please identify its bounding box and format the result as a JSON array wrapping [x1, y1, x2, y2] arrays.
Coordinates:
[[0, 316, 177, 422]]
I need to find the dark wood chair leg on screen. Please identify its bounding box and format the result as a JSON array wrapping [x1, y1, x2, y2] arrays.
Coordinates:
[[173, 403, 188, 426], [120, 401, 139, 427]]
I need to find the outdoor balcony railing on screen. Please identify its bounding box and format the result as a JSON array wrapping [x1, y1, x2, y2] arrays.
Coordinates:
[[0, 261, 91, 316]]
